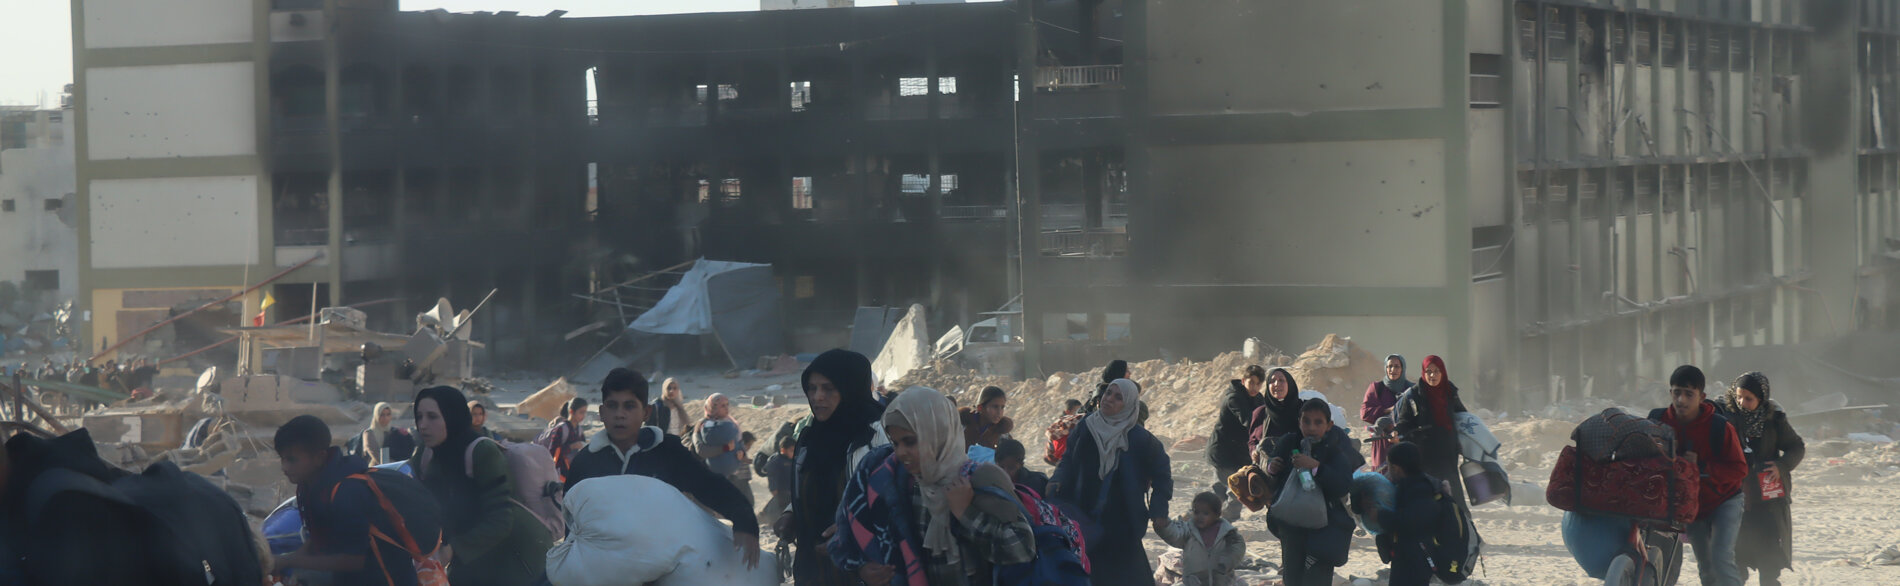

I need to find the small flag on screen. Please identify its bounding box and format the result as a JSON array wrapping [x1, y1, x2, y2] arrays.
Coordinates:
[[253, 291, 276, 327]]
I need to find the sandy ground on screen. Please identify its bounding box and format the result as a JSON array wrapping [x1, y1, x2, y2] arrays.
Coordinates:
[[1151, 450, 1900, 586]]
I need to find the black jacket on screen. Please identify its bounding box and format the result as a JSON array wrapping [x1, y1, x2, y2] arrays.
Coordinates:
[[1263, 426, 1363, 567], [1392, 386, 1468, 461], [1207, 380, 1262, 469], [1380, 474, 1445, 586], [564, 427, 760, 535]]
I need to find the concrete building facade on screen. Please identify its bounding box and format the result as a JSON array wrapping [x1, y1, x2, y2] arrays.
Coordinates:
[[0, 107, 79, 299], [67, 0, 1900, 408], [1014, 0, 1900, 409]]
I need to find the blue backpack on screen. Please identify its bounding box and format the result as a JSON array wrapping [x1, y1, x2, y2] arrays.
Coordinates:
[[976, 485, 1091, 586]]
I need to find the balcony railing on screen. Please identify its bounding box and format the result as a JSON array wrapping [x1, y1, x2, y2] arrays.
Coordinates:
[[1036, 65, 1123, 91], [1038, 229, 1128, 257]]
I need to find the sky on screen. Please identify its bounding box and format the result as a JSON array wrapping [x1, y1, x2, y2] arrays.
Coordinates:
[[0, 0, 916, 107]]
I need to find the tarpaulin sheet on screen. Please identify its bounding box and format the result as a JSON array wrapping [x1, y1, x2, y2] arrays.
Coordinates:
[[626, 259, 784, 368]]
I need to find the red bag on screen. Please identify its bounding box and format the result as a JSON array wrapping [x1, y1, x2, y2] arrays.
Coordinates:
[[1547, 446, 1699, 525]]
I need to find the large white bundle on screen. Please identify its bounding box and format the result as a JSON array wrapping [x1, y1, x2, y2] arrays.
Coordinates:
[[547, 475, 777, 586]]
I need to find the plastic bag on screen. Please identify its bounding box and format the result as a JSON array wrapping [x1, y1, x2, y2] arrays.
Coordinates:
[[1268, 469, 1329, 529]]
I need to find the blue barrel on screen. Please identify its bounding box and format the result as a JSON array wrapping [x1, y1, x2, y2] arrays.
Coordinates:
[[262, 498, 304, 555]]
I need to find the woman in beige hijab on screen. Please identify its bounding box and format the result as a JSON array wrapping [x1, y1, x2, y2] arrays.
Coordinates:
[[649, 377, 691, 436], [830, 387, 1035, 586], [360, 402, 416, 465]]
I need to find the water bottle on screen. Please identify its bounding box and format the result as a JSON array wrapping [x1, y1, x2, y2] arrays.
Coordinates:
[[1294, 449, 1316, 491]]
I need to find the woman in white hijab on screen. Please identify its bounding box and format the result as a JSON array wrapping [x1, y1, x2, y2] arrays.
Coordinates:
[[359, 401, 416, 466], [1049, 378, 1174, 584], [829, 387, 1035, 586]]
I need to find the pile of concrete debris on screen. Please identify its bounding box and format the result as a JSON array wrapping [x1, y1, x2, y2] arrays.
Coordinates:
[[892, 334, 1386, 461], [0, 284, 76, 356]]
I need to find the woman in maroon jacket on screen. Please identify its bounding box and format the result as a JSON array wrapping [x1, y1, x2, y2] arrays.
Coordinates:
[[1359, 355, 1410, 468]]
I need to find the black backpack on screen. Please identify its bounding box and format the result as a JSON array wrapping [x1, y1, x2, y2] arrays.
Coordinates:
[[1427, 488, 1483, 584], [1646, 408, 1731, 465], [14, 430, 265, 586]]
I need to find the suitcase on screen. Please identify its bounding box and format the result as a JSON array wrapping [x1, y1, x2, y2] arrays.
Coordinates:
[[1546, 446, 1699, 525]]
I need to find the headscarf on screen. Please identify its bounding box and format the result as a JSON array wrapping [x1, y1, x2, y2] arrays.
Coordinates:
[[364, 402, 395, 460], [414, 386, 476, 482], [1382, 355, 1412, 394], [658, 377, 688, 435], [1260, 367, 1304, 430], [704, 392, 734, 422], [880, 387, 970, 566], [1417, 356, 1456, 430], [1085, 379, 1141, 480], [795, 350, 884, 544], [1726, 371, 1773, 439]]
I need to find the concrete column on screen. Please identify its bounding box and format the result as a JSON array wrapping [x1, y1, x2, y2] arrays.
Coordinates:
[[324, 0, 344, 308], [1802, 3, 1862, 338], [1015, 0, 1043, 373]]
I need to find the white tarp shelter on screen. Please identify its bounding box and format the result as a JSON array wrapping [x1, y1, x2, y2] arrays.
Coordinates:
[[625, 259, 784, 369]]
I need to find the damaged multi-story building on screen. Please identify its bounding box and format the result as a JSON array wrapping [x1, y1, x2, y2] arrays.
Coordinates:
[[1, 103, 78, 300], [68, 0, 1900, 410]]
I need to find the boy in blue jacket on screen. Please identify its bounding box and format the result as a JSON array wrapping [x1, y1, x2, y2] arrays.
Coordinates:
[[1263, 398, 1364, 586]]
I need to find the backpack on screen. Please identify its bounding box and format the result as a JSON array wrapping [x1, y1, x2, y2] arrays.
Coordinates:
[[1646, 408, 1731, 465], [435, 437, 568, 541], [977, 485, 1091, 586], [1426, 489, 1483, 584], [327, 469, 448, 586]]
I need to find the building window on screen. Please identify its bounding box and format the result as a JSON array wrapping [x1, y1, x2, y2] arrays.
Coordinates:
[[43, 198, 63, 211], [791, 176, 813, 209], [899, 77, 957, 97], [1, 199, 13, 212], [720, 178, 742, 207], [696, 84, 738, 102], [791, 81, 812, 111], [1469, 53, 1503, 109], [901, 173, 930, 193], [23, 270, 57, 291]]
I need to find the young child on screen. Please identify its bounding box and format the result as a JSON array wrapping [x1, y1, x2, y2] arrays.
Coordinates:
[[1155, 492, 1246, 586], [1380, 442, 1446, 586], [760, 435, 797, 528], [995, 437, 1049, 496]]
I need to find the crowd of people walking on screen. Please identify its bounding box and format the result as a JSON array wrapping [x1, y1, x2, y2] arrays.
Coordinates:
[[250, 347, 1810, 586]]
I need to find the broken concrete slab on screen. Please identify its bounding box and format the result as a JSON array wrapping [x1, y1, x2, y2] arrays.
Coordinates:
[[569, 352, 628, 386], [517, 377, 578, 422], [871, 304, 929, 388]]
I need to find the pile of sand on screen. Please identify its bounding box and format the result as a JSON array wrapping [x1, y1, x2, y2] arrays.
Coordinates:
[[887, 334, 1386, 461]]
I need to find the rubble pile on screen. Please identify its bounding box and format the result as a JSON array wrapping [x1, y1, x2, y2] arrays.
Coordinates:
[[0, 282, 77, 357], [891, 335, 1386, 460]]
